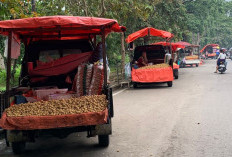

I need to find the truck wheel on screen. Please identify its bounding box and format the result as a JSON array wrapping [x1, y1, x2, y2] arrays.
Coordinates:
[[98, 135, 109, 147], [174, 70, 179, 79], [196, 64, 199, 67], [133, 82, 138, 88], [12, 142, 26, 154], [109, 88, 114, 117], [167, 81, 173, 87]]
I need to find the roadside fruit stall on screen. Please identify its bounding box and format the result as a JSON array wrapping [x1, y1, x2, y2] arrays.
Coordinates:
[[200, 44, 220, 59], [176, 41, 201, 68], [152, 42, 185, 79], [0, 16, 126, 154], [125, 27, 174, 88]]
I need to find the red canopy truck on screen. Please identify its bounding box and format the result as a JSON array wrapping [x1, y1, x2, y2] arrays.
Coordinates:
[[126, 27, 175, 88], [200, 44, 219, 59], [0, 16, 126, 154]]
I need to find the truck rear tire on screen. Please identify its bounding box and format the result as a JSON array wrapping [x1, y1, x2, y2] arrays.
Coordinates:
[[196, 64, 199, 67], [167, 81, 173, 87], [12, 142, 26, 154], [98, 135, 109, 147], [174, 70, 179, 79], [133, 82, 138, 88]]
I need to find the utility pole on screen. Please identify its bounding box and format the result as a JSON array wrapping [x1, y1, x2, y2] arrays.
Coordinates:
[[32, 0, 36, 12]]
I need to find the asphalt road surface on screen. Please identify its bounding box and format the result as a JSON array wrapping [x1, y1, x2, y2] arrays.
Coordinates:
[[1, 59, 232, 157]]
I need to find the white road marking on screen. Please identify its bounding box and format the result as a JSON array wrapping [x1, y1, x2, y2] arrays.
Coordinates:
[[113, 88, 127, 96]]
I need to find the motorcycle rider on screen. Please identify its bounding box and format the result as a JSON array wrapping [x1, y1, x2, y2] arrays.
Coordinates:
[[214, 49, 227, 73]]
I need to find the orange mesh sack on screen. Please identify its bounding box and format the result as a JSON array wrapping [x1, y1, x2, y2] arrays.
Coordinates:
[[76, 64, 85, 97], [88, 65, 104, 95], [85, 64, 93, 95]]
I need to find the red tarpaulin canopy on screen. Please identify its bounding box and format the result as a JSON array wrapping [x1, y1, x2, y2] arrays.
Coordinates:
[[0, 16, 126, 90], [175, 41, 192, 47], [0, 16, 126, 40], [152, 41, 185, 51], [125, 27, 174, 43], [200, 44, 219, 53]]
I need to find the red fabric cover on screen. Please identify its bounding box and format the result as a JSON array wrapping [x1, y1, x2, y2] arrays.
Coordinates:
[[0, 109, 108, 130], [152, 42, 185, 52], [131, 67, 174, 83], [29, 52, 92, 77], [0, 16, 126, 37], [125, 27, 174, 43], [173, 63, 179, 69], [175, 41, 192, 47], [200, 44, 219, 53], [11, 33, 21, 59]]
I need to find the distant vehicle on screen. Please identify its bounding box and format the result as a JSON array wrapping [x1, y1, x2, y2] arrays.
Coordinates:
[[200, 44, 219, 59], [177, 42, 201, 68]]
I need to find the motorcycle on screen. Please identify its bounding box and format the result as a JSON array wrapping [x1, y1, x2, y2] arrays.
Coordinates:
[[218, 61, 226, 74]]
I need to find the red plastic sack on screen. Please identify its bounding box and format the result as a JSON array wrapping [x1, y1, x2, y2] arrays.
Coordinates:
[[173, 63, 179, 69], [131, 67, 174, 83], [0, 109, 108, 130]]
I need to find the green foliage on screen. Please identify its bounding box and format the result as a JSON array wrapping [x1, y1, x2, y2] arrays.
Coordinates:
[[1, 0, 232, 83], [0, 66, 21, 90]]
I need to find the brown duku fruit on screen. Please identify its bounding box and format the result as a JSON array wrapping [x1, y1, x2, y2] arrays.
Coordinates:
[[6, 95, 108, 117], [139, 63, 170, 69]]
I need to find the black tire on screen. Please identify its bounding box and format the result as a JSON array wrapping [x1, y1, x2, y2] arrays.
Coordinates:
[[12, 142, 26, 154], [167, 81, 173, 87], [196, 64, 199, 67], [109, 88, 114, 117], [174, 70, 178, 79], [133, 82, 138, 88], [98, 135, 109, 147]]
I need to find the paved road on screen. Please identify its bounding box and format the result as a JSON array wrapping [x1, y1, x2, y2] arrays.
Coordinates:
[[1, 60, 232, 157]]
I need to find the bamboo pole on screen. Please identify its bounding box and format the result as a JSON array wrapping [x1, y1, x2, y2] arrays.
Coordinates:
[[101, 28, 107, 88]]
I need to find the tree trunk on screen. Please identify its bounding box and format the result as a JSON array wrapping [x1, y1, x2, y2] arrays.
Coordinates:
[[121, 32, 125, 79], [192, 32, 196, 45], [0, 53, 5, 70], [81, 0, 88, 16], [100, 0, 106, 17], [31, 0, 36, 12], [197, 32, 200, 45]]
